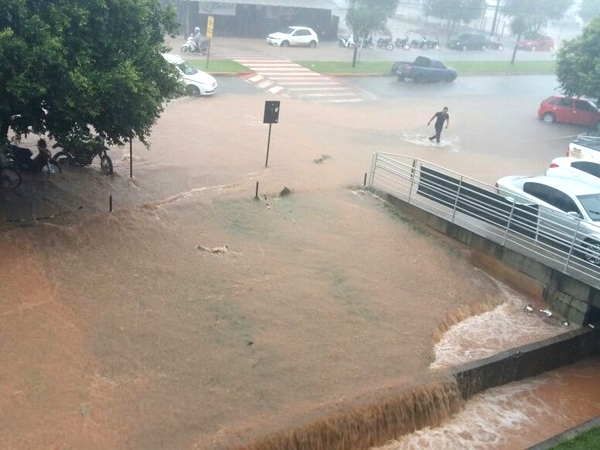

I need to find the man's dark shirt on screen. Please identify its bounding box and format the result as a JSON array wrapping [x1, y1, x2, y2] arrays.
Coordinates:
[[434, 111, 449, 128]]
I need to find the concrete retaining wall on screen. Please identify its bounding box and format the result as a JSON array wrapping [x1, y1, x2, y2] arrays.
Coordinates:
[[452, 325, 600, 400], [385, 193, 600, 326]]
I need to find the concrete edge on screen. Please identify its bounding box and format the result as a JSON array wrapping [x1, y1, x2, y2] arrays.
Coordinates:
[[528, 416, 600, 449]]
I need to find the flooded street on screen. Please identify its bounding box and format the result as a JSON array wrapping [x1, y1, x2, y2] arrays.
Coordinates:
[[1, 91, 598, 449]]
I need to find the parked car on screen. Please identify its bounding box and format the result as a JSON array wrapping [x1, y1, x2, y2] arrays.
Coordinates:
[[495, 174, 600, 264], [392, 56, 457, 83], [266, 26, 318, 47], [518, 34, 555, 51], [448, 33, 492, 50], [547, 157, 600, 186], [568, 134, 600, 159], [162, 53, 217, 96], [538, 95, 600, 128]]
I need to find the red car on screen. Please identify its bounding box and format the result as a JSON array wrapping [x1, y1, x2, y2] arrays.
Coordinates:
[[538, 95, 600, 129], [518, 34, 555, 51]]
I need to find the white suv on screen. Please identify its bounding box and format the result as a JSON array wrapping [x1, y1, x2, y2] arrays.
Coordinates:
[[266, 26, 318, 48]]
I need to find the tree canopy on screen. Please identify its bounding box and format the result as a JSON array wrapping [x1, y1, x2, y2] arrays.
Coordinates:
[[556, 15, 600, 102], [422, 0, 486, 36], [503, 0, 574, 63], [0, 0, 183, 147], [580, 0, 600, 23], [345, 0, 399, 66]]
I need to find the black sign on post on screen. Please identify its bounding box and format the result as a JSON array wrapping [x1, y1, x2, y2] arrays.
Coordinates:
[[263, 101, 280, 167], [263, 100, 280, 124]]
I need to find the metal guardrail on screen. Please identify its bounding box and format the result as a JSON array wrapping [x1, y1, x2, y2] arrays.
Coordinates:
[[369, 153, 600, 290]]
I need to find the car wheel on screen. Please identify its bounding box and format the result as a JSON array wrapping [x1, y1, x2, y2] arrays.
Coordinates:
[[582, 239, 600, 265], [281, 40, 290, 47], [309, 40, 317, 48], [541, 112, 556, 124], [186, 85, 200, 96]]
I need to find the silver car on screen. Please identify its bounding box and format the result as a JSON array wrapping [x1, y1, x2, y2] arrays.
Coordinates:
[[495, 175, 600, 264]]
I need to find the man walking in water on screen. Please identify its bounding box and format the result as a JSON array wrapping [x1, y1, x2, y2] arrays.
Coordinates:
[[428, 107, 449, 143]]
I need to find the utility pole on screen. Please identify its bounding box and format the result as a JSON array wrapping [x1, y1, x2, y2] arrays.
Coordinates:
[[490, 0, 501, 36]]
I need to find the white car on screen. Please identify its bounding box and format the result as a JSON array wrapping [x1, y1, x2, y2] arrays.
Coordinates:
[[495, 174, 600, 264], [547, 157, 600, 186], [162, 53, 217, 96], [567, 134, 600, 160], [266, 26, 318, 47]]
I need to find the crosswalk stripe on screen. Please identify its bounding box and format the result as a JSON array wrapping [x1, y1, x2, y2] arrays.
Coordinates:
[[214, 50, 367, 103]]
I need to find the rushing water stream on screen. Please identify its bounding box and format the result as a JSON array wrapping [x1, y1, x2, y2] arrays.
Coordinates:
[[377, 287, 600, 450]]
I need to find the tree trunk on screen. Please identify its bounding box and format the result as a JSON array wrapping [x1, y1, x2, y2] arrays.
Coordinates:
[[511, 33, 521, 65]]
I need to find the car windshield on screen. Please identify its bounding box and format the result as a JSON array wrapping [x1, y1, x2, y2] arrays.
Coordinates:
[[279, 27, 295, 34], [577, 193, 600, 222], [176, 61, 198, 76]]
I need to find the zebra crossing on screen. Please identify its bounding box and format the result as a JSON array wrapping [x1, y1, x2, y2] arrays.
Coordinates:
[[214, 50, 369, 103]]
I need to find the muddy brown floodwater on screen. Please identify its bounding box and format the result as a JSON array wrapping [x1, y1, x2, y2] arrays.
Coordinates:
[[0, 93, 596, 450]]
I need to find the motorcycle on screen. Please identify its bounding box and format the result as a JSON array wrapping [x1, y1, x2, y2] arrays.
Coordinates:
[[339, 35, 356, 49], [425, 37, 440, 50], [395, 34, 410, 50], [358, 36, 373, 49], [180, 35, 208, 55], [377, 36, 394, 51], [490, 36, 504, 50], [410, 36, 425, 49], [52, 135, 113, 175], [5, 142, 61, 174]]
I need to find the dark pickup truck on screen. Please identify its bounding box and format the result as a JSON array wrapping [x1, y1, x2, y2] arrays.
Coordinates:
[[391, 56, 458, 83]]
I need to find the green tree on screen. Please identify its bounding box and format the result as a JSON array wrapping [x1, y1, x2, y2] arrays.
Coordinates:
[[0, 0, 183, 147], [556, 16, 600, 103], [580, 0, 600, 23], [504, 0, 573, 64], [423, 0, 486, 38], [345, 0, 399, 67]]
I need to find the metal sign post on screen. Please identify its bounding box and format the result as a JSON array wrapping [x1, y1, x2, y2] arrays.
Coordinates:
[[206, 15, 214, 68], [263, 101, 280, 168]]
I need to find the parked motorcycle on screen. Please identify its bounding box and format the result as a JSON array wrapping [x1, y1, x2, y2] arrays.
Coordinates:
[[180, 35, 208, 55], [395, 34, 410, 50], [410, 36, 425, 49], [53, 135, 113, 175], [490, 36, 504, 50], [339, 35, 356, 49], [5, 141, 61, 174], [377, 36, 394, 51], [358, 36, 373, 49], [425, 37, 440, 50]]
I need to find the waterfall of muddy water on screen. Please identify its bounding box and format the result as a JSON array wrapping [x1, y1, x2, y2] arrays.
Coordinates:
[[431, 284, 570, 371], [374, 287, 600, 450]]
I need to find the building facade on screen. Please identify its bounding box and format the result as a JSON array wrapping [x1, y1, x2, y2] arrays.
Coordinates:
[[173, 0, 346, 41]]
